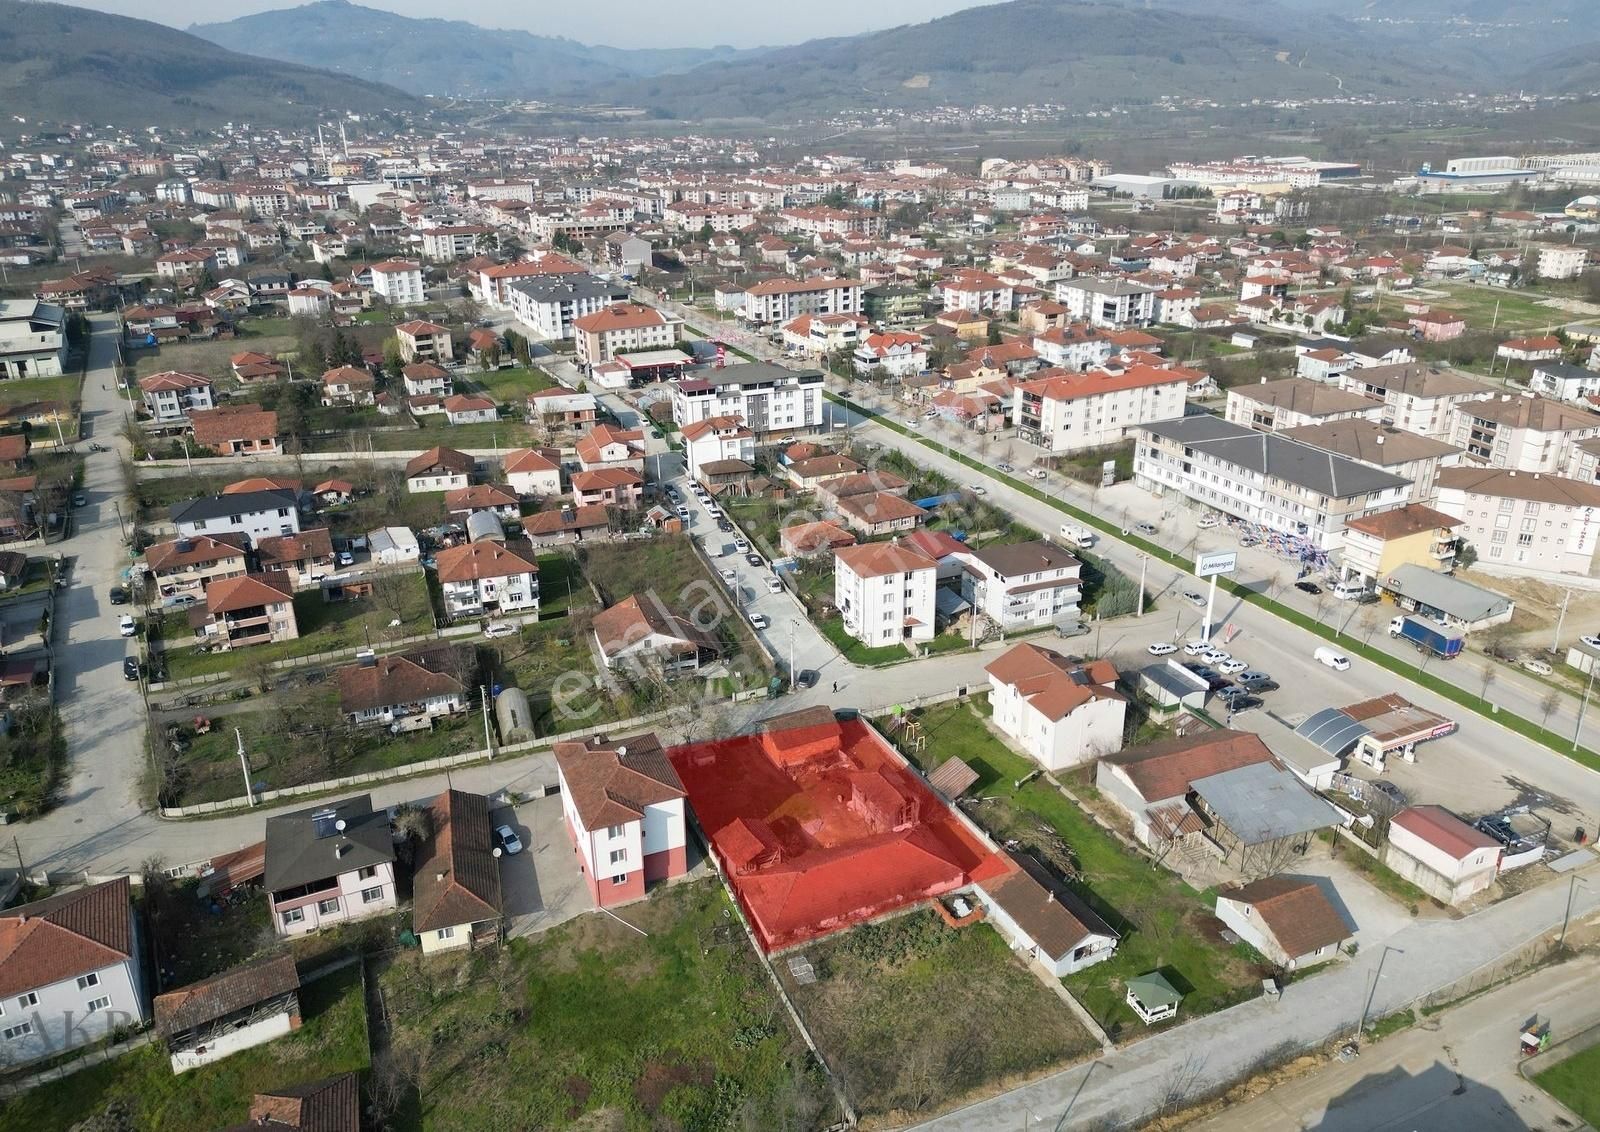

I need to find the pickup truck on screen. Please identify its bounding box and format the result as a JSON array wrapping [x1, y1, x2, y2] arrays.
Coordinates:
[[1389, 615, 1464, 659]]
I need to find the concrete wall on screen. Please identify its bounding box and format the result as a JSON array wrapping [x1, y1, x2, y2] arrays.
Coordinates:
[[169, 1010, 293, 1073]]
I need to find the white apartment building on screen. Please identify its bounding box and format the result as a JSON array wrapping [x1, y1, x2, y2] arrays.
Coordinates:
[[1336, 362, 1494, 442], [1535, 244, 1589, 281], [434, 541, 540, 621], [1135, 415, 1412, 551], [1447, 393, 1600, 474], [169, 489, 301, 543], [368, 259, 424, 304], [672, 362, 824, 435], [853, 331, 929, 378], [138, 370, 215, 422], [1054, 278, 1158, 328], [419, 225, 491, 261], [682, 415, 755, 480], [833, 541, 936, 648], [508, 275, 630, 339], [938, 270, 1015, 313], [1435, 466, 1600, 580], [1015, 364, 1189, 453], [740, 277, 862, 326], [1530, 362, 1600, 403], [986, 644, 1125, 771], [1031, 324, 1115, 372], [572, 303, 681, 369], [0, 298, 66, 379], [954, 540, 1083, 630]]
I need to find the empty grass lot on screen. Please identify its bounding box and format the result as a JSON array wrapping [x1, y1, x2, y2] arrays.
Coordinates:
[[1430, 283, 1575, 334], [457, 365, 557, 401], [376, 881, 836, 1131], [1535, 1038, 1600, 1126], [782, 910, 1097, 1121], [899, 700, 1266, 1040], [364, 418, 539, 451], [0, 372, 80, 414], [0, 965, 368, 1132]]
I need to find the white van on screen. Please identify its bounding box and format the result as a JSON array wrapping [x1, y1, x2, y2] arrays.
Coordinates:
[[1332, 582, 1366, 601], [1058, 522, 1097, 548], [1314, 646, 1351, 671]]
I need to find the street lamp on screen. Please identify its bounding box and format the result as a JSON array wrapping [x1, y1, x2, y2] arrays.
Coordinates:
[[1559, 874, 1588, 948], [1355, 944, 1404, 1039]]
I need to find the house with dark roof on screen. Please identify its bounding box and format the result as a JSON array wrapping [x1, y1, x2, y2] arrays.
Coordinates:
[[553, 732, 688, 909], [986, 644, 1124, 771], [1215, 876, 1352, 970], [413, 790, 502, 955], [171, 490, 301, 544], [954, 540, 1082, 630], [0, 877, 147, 1066], [976, 853, 1119, 977], [219, 1073, 362, 1132], [263, 794, 397, 937], [154, 953, 300, 1072]]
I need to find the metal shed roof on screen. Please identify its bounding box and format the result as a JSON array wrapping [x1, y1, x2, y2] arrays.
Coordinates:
[[1295, 708, 1371, 756]]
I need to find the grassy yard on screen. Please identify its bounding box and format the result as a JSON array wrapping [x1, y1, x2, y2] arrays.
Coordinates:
[[365, 418, 539, 452], [533, 551, 586, 620], [0, 372, 80, 413], [159, 571, 434, 681], [1430, 283, 1574, 334], [165, 693, 487, 806], [491, 619, 641, 738], [457, 365, 557, 401], [783, 910, 1097, 1121], [131, 335, 296, 384], [377, 880, 836, 1131], [1535, 1038, 1600, 1125], [0, 704, 65, 817], [897, 700, 1267, 1040], [0, 965, 368, 1132]]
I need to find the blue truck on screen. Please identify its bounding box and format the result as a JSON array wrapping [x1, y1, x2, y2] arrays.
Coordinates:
[[1389, 615, 1464, 659]]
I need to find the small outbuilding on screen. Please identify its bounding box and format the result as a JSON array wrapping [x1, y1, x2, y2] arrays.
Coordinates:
[[1126, 971, 1182, 1024]]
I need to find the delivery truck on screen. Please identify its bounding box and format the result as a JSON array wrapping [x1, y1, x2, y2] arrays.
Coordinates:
[[1389, 615, 1464, 659]]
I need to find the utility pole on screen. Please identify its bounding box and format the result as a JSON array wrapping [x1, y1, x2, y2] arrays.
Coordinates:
[[1136, 553, 1148, 618], [1559, 874, 1587, 948], [1551, 588, 1572, 655], [237, 728, 255, 807], [1573, 664, 1597, 754], [481, 684, 494, 757], [788, 620, 796, 692]]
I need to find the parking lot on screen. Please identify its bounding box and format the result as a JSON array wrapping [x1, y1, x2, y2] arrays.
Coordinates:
[[498, 793, 590, 939]]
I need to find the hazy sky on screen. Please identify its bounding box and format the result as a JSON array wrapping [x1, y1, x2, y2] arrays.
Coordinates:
[[80, 0, 999, 48]]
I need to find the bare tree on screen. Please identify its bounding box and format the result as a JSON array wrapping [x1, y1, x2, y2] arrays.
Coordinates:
[[1540, 690, 1562, 728], [1479, 665, 1497, 705]]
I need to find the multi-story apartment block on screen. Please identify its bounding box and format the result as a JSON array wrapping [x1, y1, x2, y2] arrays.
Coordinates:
[[672, 362, 824, 435], [1054, 278, 1158, 328], [1335, 363, 1494, 442], [1447, 393, 1600, 474], [938, 270, 1015, 313], [1134, 415, 1412, 551], [1435, 466, 1600, 580], [1015, 365, 1189, 453], [1535, 244, 1589, 281], [1031, 323, 1115, 372], [368, 259, 424, 304], [169, 489, 301, 543], [508, 275, 631, 340], [739, 277, 862, 326], [572, 303, 681, 369], [1225, 378, 1385, 432], [682, 415, 755, 481], [1279, 419, 1462, 504], [1339, 503, 1463, 589], [833, 541, 937, 648], [954, 540, 1082, 630], [434, 541, 540, 621]]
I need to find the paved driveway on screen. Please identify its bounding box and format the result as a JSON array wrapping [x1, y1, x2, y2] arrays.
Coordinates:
[[500, 793, 589, 939]]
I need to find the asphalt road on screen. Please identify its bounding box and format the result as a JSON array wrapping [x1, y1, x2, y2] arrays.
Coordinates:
[[1189, 949, 1600, 1132]]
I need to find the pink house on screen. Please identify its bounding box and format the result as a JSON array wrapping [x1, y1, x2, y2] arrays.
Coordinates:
[[553, 732, 688, 908], [1408, 309, 1466, 342]]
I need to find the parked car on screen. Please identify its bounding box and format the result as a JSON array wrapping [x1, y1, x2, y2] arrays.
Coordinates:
[[1182, 590, 1205, 608], [492, 825, 523, 855], [1027, 468, 1048, 481], [483, 622, 517, 639], [1236, 669, 1273, 686], [1201, 649, 1231, 665], [1223, 694, 1262, 713], [1294, 580, 1323, 595], [749, 613, 769, 630], [733, 537, 750, 554], [1147, 642, 1178, 656], [118, 614, 137, 638], [745, 553, 763, 568], [109, 586, 129, 605], [122, 656, 140, 681], [1135, 522, 1158, 536], [336, 551, 355, 567], [717, 518, 734, 533], [1523, 657, 1554, 676], [1197, 514, 1219, 529], [164, 593, 197, 609], [1217, 658, 1248, 675], [72, 491, 86, 508], [1183, 640, 1211, 656], [1370, 781, 1408, 807], [795, 669, 819, 689], [766, 576, 784, 594], [967, 484, 987, 496], [719, 569, 737, 586], [996, 462, 1014, 473]]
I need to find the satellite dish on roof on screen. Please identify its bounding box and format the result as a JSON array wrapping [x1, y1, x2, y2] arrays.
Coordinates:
[[335, 818, 347, 832]]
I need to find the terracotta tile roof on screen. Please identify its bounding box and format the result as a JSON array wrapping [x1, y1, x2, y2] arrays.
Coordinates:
[[1103, 729, 1276, 802], [0, 434, 26, 464], [503, 447, 561, 475], [1436, 466, 1600, 508], [833, 539, 936, 578], [789, 454, 863, 480], [572, 303, 668, 333], [223, 477, 301, 495], [145, 533, 247, 573], [206, 571, 293, 613], [154, 952, 299, 1037], [433, 541, 538, 583], [0, 877, 134, 1000], [444, 484, 518, 511], [336, 646, 466, 715], [443, 394, 495, 414], [572, 467, 643, 492], [1391, 804, 1499, 860], [138, 369, 211, 392], [255, 528, 333, 568], [241, 1073, 362, 1132], [592, 594, 719, 661], [522, 505, 610, 535], [780, 519, 856, 554], [413, 790, 502, 934], [1343, 503, 1462, 540], [320, 365, 373, 387], [985, 643, 1122, 722], [400, 361, 449, 381], [680, 415, 748, 442], [575, 425, 643, 465], [1217, 875, 1350, 958], [405, 445, 474, 478], [983, 854, 1117, 958], [553, 732, 685, 830], [833, 491, 929, 527], [191, 407, 279, 448]]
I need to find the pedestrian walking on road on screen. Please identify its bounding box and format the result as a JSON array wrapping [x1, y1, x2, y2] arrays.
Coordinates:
[[831, 681, 838, 693]]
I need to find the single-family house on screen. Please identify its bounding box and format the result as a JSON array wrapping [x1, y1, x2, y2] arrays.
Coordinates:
[[153, 953, 300, 1073], [1214, 876, 1351, 971], [263, 795, 398, 937], [502, 447, 563, 498], [1386, 805, 1501, 905], [405, 446, 475, 493], [412, 790, 503, 955], [434, 541, 540, 620], [336, 646, 469, 725], [591, 593, 721, 677], [985, 644, 1125, 771], [191, 572, 298, 651]]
